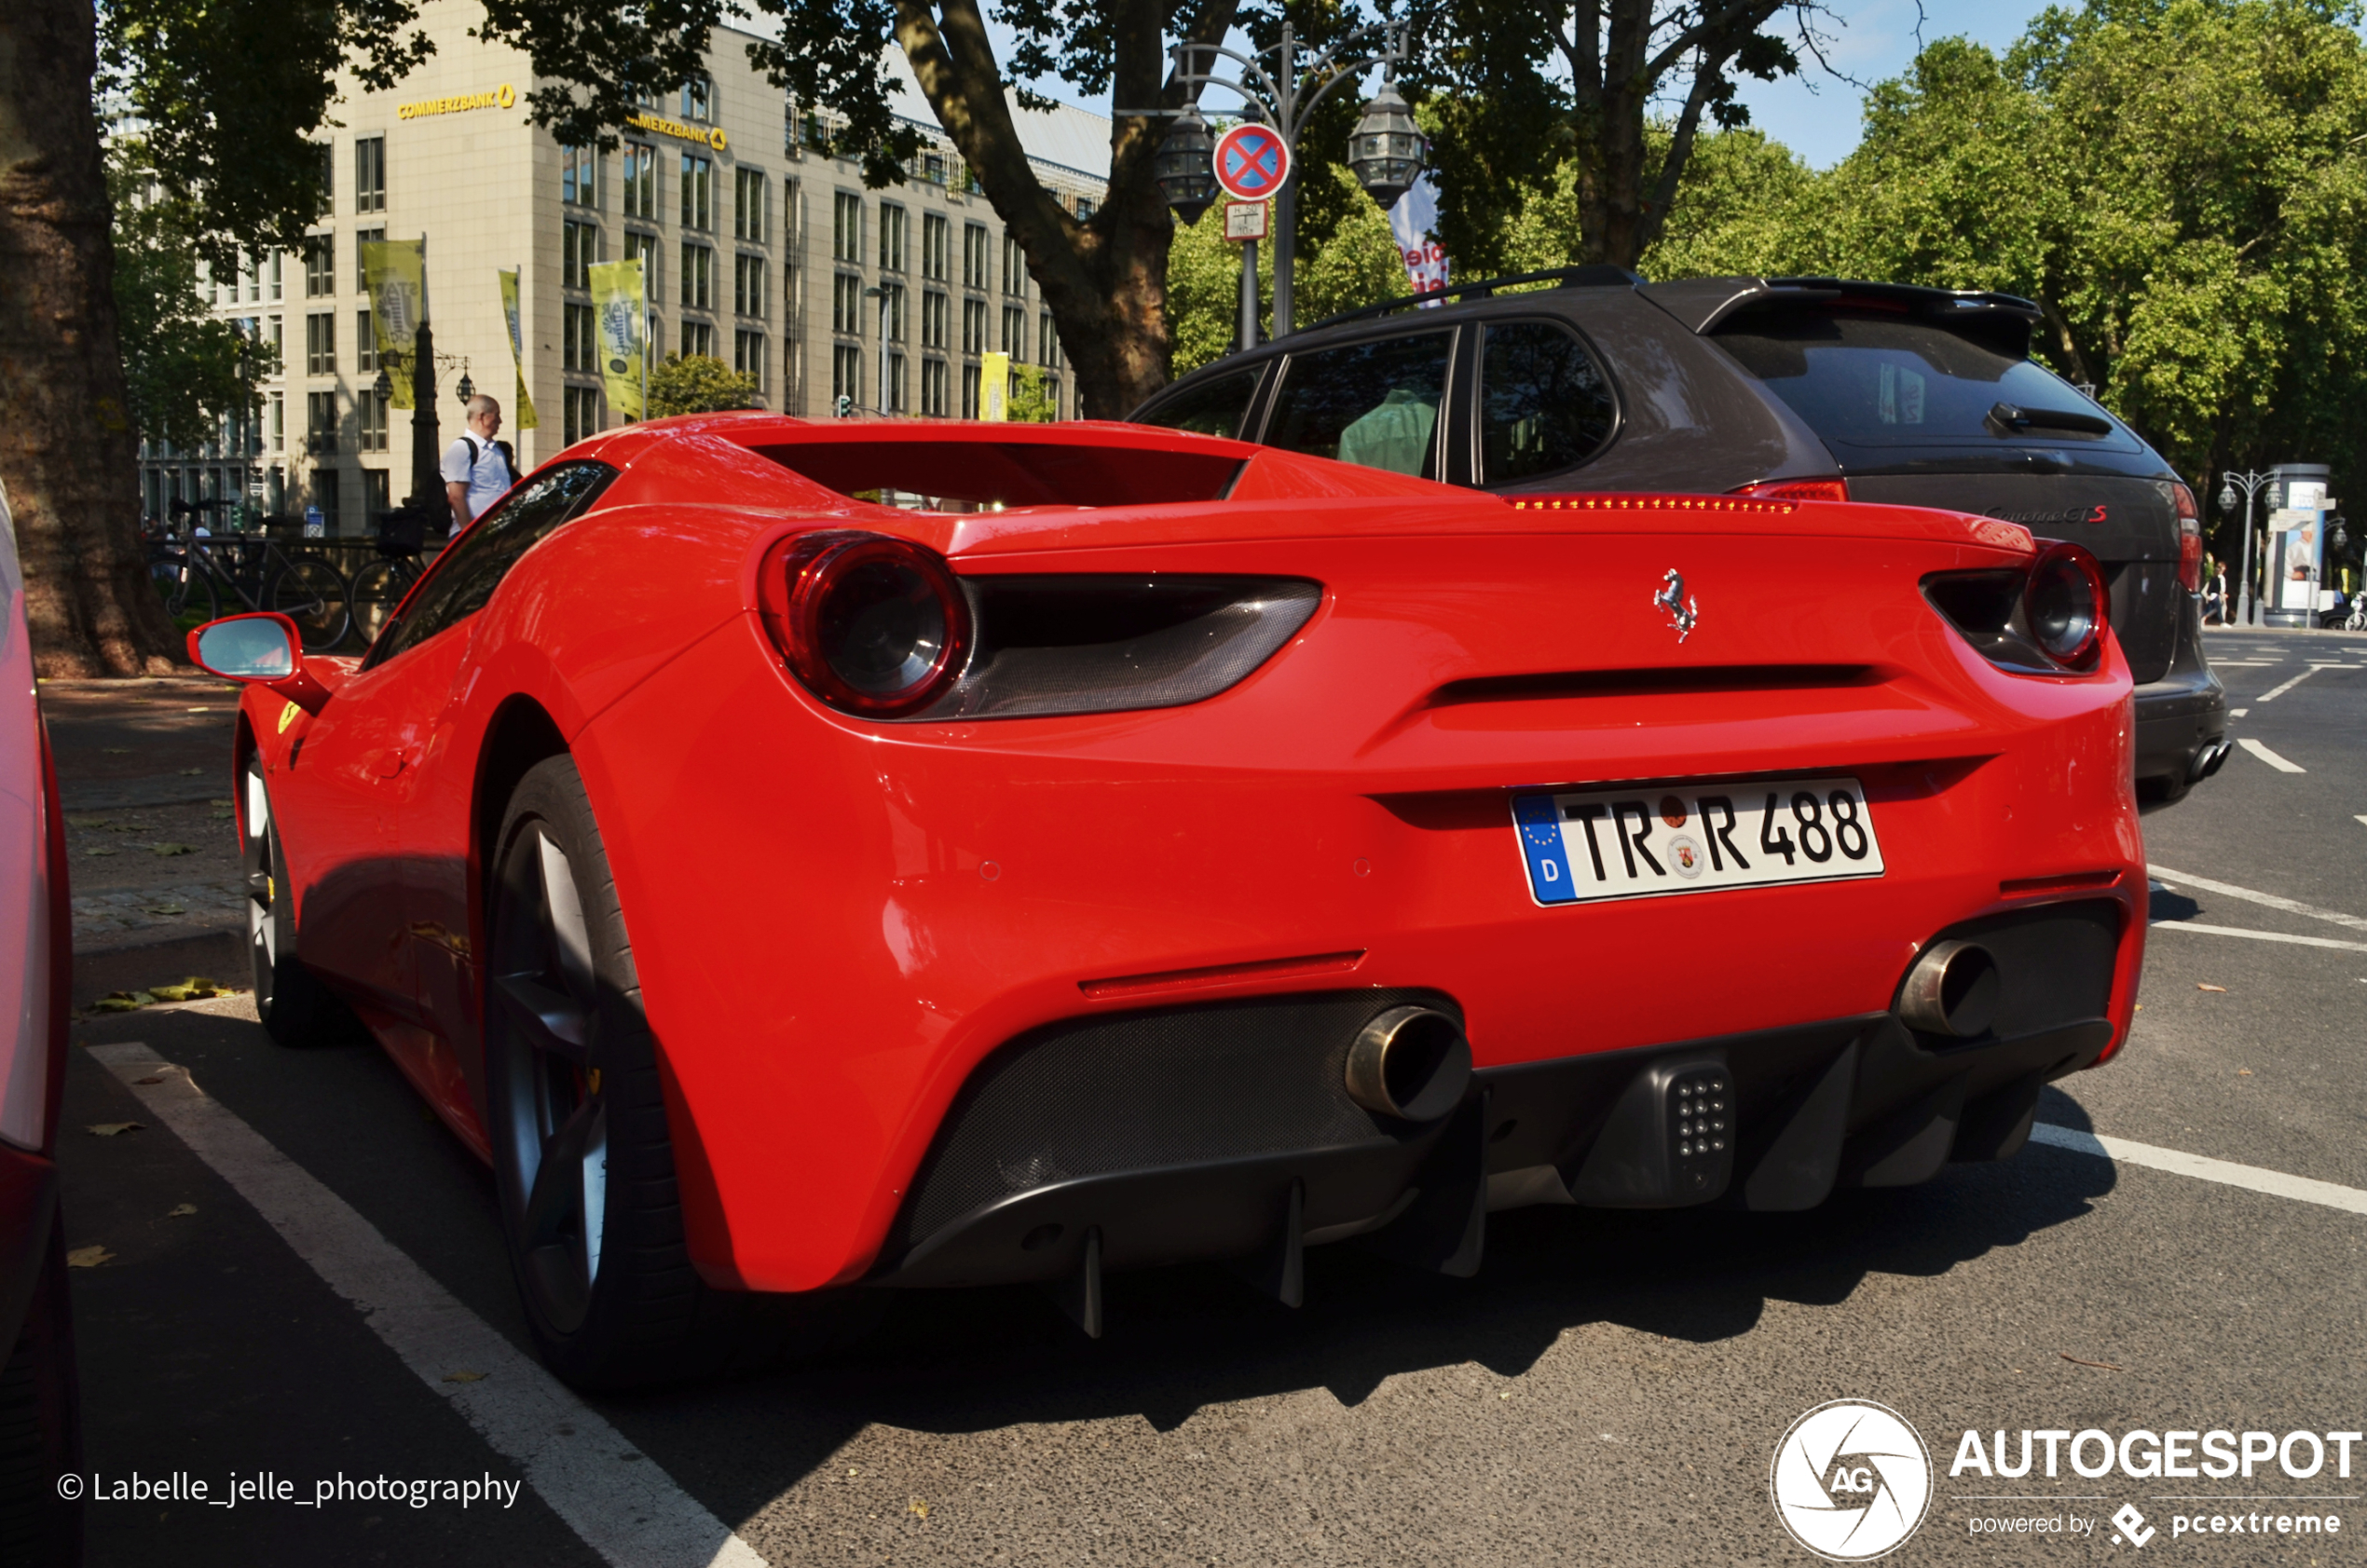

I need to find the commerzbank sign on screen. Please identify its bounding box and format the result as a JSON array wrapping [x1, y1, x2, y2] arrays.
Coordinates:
[[624, 111, 729, 151], [398, 84, 516, 119]]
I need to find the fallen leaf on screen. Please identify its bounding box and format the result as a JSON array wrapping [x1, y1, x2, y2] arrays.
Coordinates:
[[2060, 1352, 2124, 1372], [66, 1246, 115, 1269], [149, 977, 229, 1002], [908, 1497, 930, 1520], [141, 905, 186, 918], [442, 1370, 487, 1384], [2197, 983, 2227, 993], [2133, 1003, 2142, 1012], [88, 991, 154, 1012], [168, 1204, 197, 1218], [66, 816, 112, 829], [148, 842, 196, 857], [86, 1122, 145, 1137], [81, 847, 117, 858], [2237, 1068, 2253, 1076]]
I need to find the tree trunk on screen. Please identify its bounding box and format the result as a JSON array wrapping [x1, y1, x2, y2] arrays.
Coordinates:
[[1, 0, 182, 675]]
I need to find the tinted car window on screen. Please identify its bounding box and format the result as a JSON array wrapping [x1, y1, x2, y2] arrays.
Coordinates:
[[1136, 368, 1262, 440], [1713, 311, 2139, 451], [364, 462, 615, 667], [1479, 321, 1616, 484], [1264, 331, 1452, 478]]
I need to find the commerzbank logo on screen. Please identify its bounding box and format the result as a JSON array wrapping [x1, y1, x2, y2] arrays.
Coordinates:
[[1772, 1399, 1935, 1561]]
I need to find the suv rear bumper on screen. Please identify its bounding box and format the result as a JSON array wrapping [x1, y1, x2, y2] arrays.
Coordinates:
[[2134, 659, 2228, 810]]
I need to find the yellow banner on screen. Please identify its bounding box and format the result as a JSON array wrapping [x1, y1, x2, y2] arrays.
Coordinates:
[[361, 239, 425, 410], [497, 268, 540, 430], [980, 350, 1010, 422], [587, 259, 646, 421]]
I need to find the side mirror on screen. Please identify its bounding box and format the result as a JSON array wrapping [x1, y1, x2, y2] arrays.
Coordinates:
[[187, 613, 334, 714]]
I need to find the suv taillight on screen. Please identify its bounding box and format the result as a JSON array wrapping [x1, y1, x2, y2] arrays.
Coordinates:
[[2167, 480, 2202, 593], [1731, 478, 1849, 503]]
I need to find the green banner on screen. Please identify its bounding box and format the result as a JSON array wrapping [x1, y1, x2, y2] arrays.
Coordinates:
[[587, 259, 646, 421], [497, 268, 540, 430], [361, 239, 425, 410]]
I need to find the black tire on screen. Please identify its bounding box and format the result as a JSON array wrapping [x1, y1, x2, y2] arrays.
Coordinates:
[[243, 755, 351, 1046], [149, 554, 216, 631], [267, 557, 350, 652], [349, 559, 412, 647], [486, 757, 844, 1388], [0, 1221, 83, 1567]]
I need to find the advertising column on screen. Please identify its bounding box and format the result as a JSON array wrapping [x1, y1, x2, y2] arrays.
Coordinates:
[[2264, 463, 2332, 628]]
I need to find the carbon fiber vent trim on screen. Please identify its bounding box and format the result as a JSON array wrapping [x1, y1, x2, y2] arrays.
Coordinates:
[[888, 988, 1459, 1258]]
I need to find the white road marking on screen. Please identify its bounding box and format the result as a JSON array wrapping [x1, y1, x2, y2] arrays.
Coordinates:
[[2208, 661, 2274, 666], [2229, 707, 2249, 717], [2256, 668, 2319, 702], [2237, 738, 2305, 771], [2146, 865, 2367, 933], [2029, 1124, 2367, 1218], [87, 1043, 769, 1568], [2357, 815, 2367, 830], [2149, 920, 2367, 954]]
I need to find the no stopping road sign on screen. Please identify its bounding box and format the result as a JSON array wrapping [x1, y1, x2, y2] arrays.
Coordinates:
[[1212, 124, 1292, 202]]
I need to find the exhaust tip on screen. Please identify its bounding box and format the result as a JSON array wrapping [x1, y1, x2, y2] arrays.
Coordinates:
[[1898, 939, 2000, 1038], [1345, 1005, 1471, 1122]]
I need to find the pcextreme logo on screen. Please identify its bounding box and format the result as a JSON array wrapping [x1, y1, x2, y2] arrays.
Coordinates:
[[1771, 1399, 1936, 1561]]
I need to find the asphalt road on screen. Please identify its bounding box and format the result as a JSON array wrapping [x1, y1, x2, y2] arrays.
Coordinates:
[[48, 629, 2367, 1567]]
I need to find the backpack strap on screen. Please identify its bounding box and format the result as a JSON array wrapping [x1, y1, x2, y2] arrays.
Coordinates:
[[462, 436, 480, 469]]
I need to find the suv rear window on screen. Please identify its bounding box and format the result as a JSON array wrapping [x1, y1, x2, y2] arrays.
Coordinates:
[[1136, 368, 1262, 440], [1712, 310, 2138, 453], [1264, 331, 1452, 478]]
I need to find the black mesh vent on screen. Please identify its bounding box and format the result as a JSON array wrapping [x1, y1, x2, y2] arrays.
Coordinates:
[[889, 988, 1457, 1256]]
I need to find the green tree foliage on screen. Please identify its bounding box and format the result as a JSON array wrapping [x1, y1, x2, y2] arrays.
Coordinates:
[[106, 144, 277, 453], [648, 354, 762, 416], [1007, 362, 1059, 422], [1166, 164, 1411, 375]]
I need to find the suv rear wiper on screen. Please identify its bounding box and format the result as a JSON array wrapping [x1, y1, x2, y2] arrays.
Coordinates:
[[1988, 401, 2114, 437]]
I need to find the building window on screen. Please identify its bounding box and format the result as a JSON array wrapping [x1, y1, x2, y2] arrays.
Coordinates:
[[304, 236, 334, 298], [1045, 375, 1060, 416], [962, 362, 981, 418], [313, 466, 342, 524], [680, 242, 714, 310], [306, 312, 336, 375], [354, 227, 382, 293], [735, 329, 768, 396], [1002, 305, 1025, 359], [563, 304, 595, 372], [1040, 313, 1060, 369], [307, 390, 337, 453], [733, 168, 768, 241], [922, 213, 949, 282], [680, 320, 717, 359], [565, 221, 600, 290], [356, 309, 376, 373], [922, 357, 950, 416], [963, 223, 989, 289], [879, 203, 907, 273], [364, 469, 391, 517], [622, 143, 658, 221], [833, 272, 864, 336], [269, 391, 283, 450], [832, 343, 862, 407], [962, 297, 987, 356], [1003, 232, 1027, 296], [680, 75, 714, 123], [734, 252, 770, 319], [623, 230, 660, 297], [243, 252, 261, 303], [360, 388, 389, 452], [315, 142, 334, 216], [833, 192, 863, 265], [564, 385, 602, 444], [267, 251, 282, 302], [922, 289, 948, 351], [886, 350, 906, 413], [884, 281, 906, 344], [679, 154, 712, 231], [562, 143, 599, 208], [355, 137, 387, 213]]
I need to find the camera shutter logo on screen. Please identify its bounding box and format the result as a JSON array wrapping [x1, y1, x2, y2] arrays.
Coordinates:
[[1770, 1399, 1934, 1561]]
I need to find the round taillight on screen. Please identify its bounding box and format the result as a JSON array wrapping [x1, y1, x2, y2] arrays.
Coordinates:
[[774, 532, 970, 716], [2024, 541, 2108, 670]]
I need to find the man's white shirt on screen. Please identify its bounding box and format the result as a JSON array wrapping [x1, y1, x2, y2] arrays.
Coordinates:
[[441, 432, 512, 520]]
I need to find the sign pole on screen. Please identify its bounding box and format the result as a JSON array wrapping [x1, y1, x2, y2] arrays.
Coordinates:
[[1238, 239, 1258, 353]]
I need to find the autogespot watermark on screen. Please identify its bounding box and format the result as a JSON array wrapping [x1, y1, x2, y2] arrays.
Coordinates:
[[56, 1470, 521, 1510], [1771, 1402, 2362, 1557]]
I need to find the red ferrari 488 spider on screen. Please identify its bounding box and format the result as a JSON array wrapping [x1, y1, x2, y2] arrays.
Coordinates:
[[189, 416, 2142, 1387]]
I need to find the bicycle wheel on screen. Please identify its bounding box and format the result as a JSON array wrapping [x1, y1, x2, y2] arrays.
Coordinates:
[[149, 555, 217, 632], [267, 557, 351, 652], [349, 559, 414, 646]]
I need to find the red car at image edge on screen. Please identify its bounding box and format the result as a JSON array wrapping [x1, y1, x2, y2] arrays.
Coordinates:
[[186, 415, 2145, 1389]]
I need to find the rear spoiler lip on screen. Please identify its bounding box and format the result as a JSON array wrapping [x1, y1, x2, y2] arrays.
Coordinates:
[[1637, 276, 2044, 349]]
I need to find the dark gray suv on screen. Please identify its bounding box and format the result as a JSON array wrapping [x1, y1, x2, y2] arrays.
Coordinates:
[[1130, 270, 2229, 809]]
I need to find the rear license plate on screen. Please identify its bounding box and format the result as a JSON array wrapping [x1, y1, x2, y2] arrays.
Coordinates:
[[1512, 776, 1885, 907]]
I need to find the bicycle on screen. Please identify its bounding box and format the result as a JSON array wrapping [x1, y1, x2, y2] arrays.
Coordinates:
[[148, 511, 351, 652], [348, 500, 442, 645]]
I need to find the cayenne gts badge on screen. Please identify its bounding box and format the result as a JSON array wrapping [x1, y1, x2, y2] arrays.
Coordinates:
[[1654, 568, 1699, 642]]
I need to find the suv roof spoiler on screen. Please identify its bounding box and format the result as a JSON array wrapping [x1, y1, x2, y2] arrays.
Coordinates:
[[1301, 265, 1645, 334], [1638, 277, 2044, 350]]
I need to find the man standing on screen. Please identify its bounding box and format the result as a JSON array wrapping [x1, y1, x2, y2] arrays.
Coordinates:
[[442, 395, 516, 531]]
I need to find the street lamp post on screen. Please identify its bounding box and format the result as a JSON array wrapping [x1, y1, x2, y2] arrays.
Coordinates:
[[864, 284, 889, 416], [2219, 469, 2274, 627], [1129, 21, 1416, 340]]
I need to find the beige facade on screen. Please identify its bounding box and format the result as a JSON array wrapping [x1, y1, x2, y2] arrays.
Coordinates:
[[141, 3, 1110, 535]]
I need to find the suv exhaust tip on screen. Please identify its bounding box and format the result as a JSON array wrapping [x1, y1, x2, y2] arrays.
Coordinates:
[[1346, 1005, 1472, 1122], [1898, 940, 2000, 1038]]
